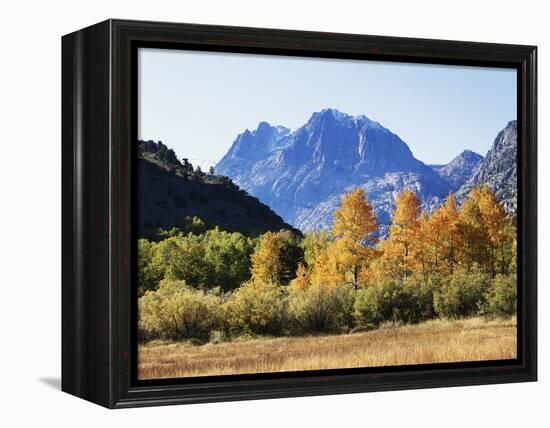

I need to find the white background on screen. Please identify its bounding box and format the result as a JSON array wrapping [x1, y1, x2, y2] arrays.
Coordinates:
[[0, 0, 546, 426]]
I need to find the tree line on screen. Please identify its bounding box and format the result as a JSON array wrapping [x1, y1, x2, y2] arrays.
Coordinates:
[[138, 185, 517, 343]]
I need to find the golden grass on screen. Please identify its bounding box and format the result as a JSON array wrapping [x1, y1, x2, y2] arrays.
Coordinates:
[[138, 316, 517, 380]]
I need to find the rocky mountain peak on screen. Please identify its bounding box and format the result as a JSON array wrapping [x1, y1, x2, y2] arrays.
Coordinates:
[[223, 121, 290, 162], [436, 149, 484, 191], [216, 109, 451, 232], [455, 120, 517, 213]]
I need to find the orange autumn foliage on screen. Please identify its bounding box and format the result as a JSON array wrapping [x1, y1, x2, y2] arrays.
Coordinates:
[[313, 188, 378, 289], [309, 186, 513, 290]]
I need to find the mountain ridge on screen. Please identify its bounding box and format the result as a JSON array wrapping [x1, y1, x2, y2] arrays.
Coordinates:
[[216, 109, 517, 232], [455, 120, 517, 213], [216, 108, 453, 232], [136, 140, 299, 238], [434, 149, 484, 192]]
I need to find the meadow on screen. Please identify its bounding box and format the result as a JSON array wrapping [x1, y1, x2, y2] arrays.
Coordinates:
[[138, 316, 517, 379]]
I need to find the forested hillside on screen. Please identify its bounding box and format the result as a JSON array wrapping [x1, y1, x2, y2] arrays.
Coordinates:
[[137, 140, 298, 238]]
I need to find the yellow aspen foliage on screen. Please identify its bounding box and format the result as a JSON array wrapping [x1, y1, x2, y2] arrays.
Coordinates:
[[439, 193, 460, 266], [333, 188, 378, 246], [251, 231, 283, 284], [376, 238, 405, 280], [478, 185, 511, 275], [456, 187, 490, 270], [332, 188, 379, 288], [311, 244, 344, 287], [383, 190, 421, 280], [357, 260, 379, 286], [424, 193, 460, 277], [310, 186, 513, 291], [413, 210, 431, 279], [313, 188, 379, 289], [291, 262, 311, 291], [250, 230, 303, 285], [393, 190, 421, 229]]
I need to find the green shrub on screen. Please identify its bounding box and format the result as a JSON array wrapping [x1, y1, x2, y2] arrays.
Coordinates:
[[483, 273, 517, 316], [354, 279, 434, 328], [155, 217, 209, 240], [224, 281, 286, 336], [137, 239, 165, 296], [353, 285, 380, 328], [202, 228, 256, 291], [434, 265, 491, 318], [138, 279, 222, 342], [160, 235, 211, 286], [144, 229, 255, 292], [287, 283, 355, 334], [301, 231, 332, 270]]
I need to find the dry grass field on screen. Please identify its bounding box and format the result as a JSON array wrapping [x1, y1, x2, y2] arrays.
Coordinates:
[[138, 316, 517, 379]]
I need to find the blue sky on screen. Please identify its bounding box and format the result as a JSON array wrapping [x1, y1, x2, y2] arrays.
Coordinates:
[[138, 48, 516, 165]]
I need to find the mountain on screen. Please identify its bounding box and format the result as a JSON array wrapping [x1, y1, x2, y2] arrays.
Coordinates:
[[434, 150, 483, 192], [216, 108, 452, 232], [429, 164, 445, 172], [455, 120, 518, 213], [137, 140, 298, 238]]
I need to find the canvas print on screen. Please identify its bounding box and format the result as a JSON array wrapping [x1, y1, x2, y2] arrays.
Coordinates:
[[136, 48, 518, 380]]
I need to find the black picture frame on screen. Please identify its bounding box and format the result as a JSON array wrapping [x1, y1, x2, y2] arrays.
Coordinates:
[[62, 19, 537, 408]]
